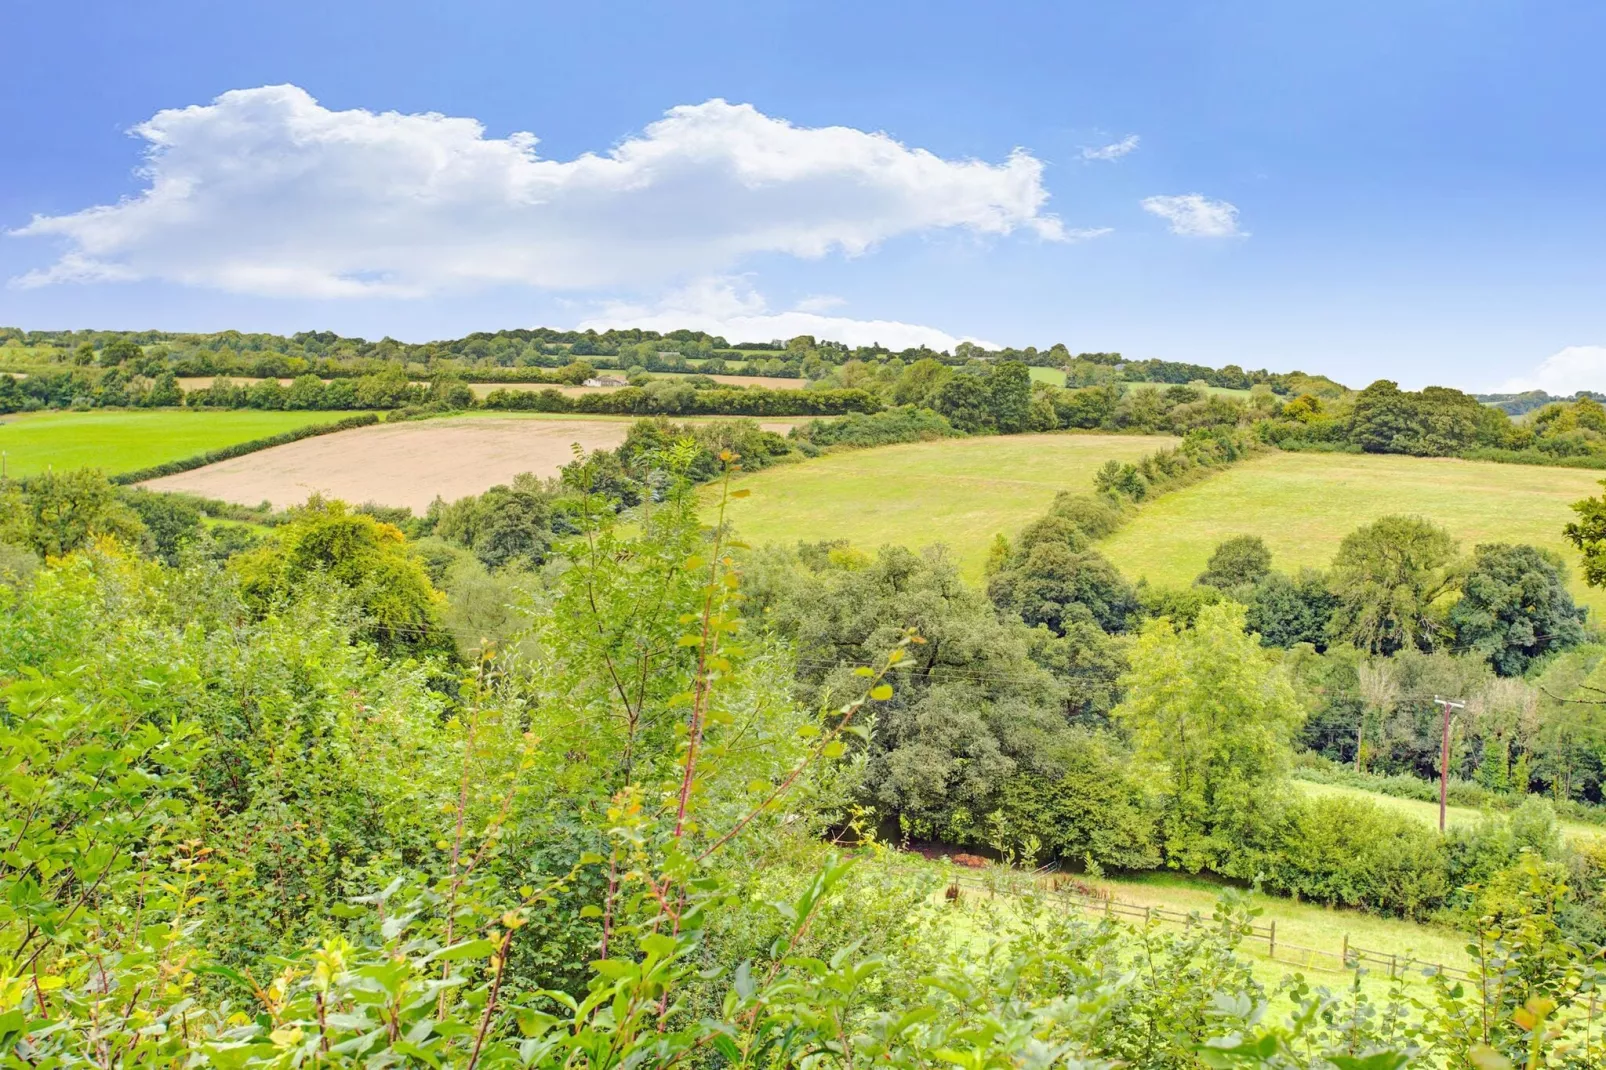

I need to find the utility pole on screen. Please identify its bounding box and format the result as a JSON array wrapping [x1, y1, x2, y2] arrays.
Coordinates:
[[1433, 696, 1465, 832]]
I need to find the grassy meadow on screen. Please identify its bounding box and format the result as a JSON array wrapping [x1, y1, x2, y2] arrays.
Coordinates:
[[1295, 779, 1606, 844], [1025, 366, 1257, 398], [0, 409, 357, 477], [721, 432, 1176, 578], [1087, 870, 1475, 977], [907, 854, 1476, 1000], [1099, 450, 1606, 611]]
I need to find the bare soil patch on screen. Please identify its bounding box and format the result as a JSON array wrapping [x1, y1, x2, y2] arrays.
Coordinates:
[[142, 416, 634, 511], [141, 415, 800, 511]]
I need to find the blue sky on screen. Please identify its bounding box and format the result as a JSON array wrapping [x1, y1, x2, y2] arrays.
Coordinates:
[[3, 1, 1603, 392]]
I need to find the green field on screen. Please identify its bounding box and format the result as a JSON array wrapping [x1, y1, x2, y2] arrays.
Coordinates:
[[722, 432, 1176, 577], [1087, 869, 1474, 977], [909, 854, 1475, 994], [1101, 450, 1606, 611], [1295, 780, 1605, 843], [0, 409, 358, 477], [1027, 367, 1258, 397]]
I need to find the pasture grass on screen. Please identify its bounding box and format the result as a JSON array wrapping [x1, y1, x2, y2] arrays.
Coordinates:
[[1086, 869, 1474, 975], [1118, 379, 1257, 399], [900, 854, 1474, 1007], [1017, 369, 1255, 397], [720, 432, 1177, 578], [1099, 449, 1606, 611], [1294, 779, 1605, 844], [0, 409, 357, 478]]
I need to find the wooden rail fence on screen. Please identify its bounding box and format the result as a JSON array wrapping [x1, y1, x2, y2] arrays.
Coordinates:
[[903, 861, 1476, 984]]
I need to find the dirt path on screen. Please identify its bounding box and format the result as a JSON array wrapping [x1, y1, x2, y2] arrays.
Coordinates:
[[141, 415, 797, 511]]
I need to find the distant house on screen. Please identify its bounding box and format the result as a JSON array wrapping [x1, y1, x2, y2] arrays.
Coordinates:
[[583, 375, 628, 387]]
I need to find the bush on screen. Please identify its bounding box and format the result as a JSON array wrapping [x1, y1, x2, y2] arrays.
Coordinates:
[[1264, 793, 1449, 917], [792, 405, 959, 448], [994, 730, 1162, 870], [1044, 492, 1124, 539]]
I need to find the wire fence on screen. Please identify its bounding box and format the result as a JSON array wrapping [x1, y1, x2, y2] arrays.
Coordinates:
[[902, 860, 1477, 984]]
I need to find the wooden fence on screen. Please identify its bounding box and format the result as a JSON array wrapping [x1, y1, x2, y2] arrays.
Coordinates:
[[912, 862, 1476, 984]]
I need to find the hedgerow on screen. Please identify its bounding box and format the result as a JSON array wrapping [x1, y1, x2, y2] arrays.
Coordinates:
[[481, 384, 879, 416], [790, 404, 960, 448]]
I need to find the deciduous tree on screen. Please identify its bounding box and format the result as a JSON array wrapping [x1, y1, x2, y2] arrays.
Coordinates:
[[1114, 601, 1303, 872], [1328, 514, 1458, 654]]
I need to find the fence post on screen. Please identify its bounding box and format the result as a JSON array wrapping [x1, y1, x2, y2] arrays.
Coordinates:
[[1341, 934, 1348, 968], [1144, 906, 1152, 926], [1104, 898, 1112, 920], [1390, 954, 1397, 980], [1268, 920, 1276, 960]]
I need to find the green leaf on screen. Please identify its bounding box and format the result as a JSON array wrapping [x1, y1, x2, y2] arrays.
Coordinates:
[[1464, 1050, 1512, 1070], [428, 938, 495, 962], [869, 684, 893, 701]]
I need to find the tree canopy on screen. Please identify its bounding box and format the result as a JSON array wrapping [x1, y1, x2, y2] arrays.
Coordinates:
[[1451, 542, 1586, 675], [1114, 601, 1304, 873], [232, 497, 448, 656], [1328, 514, 1458, 654]]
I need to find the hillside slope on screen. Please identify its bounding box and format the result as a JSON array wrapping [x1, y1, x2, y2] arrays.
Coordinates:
[[1100, 450, 1605, 611], [721, 432, 1176, 578]]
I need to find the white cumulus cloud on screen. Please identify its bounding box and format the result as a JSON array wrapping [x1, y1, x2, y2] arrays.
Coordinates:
[[9, 85, 1067, 298], [1141, 193, 1246, 238], [1496, 346, 1606, 395], [579, 277, 999, 351], [1081, 134, 1140, 161]]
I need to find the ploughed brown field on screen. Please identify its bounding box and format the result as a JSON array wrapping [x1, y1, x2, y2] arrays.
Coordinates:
[[140, 414, 796, 512]]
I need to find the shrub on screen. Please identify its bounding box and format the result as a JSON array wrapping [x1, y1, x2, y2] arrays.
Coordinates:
[[994, 730, 1162, 870], [1266, 793, 1449, 917], [1045, 492, 1124, 539], [793, 405, 959, 448]]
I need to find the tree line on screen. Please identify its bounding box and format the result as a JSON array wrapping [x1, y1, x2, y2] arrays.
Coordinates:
[[9, 327, 1606, 472]]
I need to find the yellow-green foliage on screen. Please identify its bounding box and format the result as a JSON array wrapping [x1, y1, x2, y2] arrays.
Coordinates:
[[0, 409, 352, 476], [231, 497, 447, 655]]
